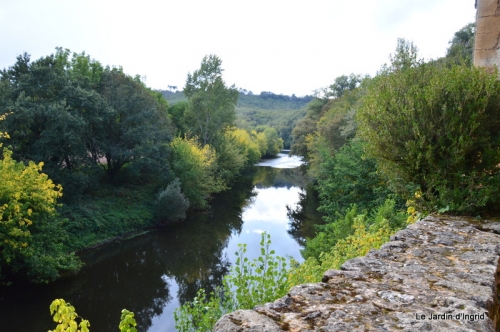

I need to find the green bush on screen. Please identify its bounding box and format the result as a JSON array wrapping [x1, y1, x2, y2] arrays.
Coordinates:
[[154, 178, 190, 223], [315, 139, 400, 222], [358, 64, 500, 214], [289, 199, 407, 286], [174, 288, 230, 332], [174, 232, 289, 332], [48, 298, 137, 332], [224, 232, 289, 310], [169, 136, 225, 209], [302, 199, 406, 261]]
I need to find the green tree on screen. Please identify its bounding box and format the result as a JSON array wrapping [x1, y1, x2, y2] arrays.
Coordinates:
[[315, 139, 398, 223], [214, 132, 247, 184], [326, 74, 362, 99], [388, 38, 421, 71], [290, 117, 317, 157], [445, 22, 475, 66], [227, 128, 261, 165], [0, 49, 175, 190], [184, 55, 239, 146], [0, 50, 107, 197], [262, 127, 284, 156], [98, 68, 173, 182], [0, 144, 81, 283], [168, 101, 189, 136], [358, 63, 500, 214], [154, 178, 190, 223], [169, 137, 225, 209]]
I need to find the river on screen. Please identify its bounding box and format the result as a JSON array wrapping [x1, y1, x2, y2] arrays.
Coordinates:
[[0, 152, 321, 331]]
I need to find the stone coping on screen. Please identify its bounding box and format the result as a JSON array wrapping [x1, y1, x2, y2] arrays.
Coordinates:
[[214, 215, 500, 331]]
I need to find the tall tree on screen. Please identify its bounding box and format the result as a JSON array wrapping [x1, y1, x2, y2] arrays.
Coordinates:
[[388, 38, 420, 71], [446, 22, 475, 66], [98, 68, 174, 182], [326, 74, 362, 99], [0, 50, 106, 197], [184, 55, 239, 146], [0, 49, 175, 192]]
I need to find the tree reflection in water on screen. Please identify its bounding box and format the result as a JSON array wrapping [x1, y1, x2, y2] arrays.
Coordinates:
[[286, 184, 324, 248]]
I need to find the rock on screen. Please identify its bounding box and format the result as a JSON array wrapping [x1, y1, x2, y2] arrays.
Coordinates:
[[213, 215, 500, 331], [213, 310, 281, 331]]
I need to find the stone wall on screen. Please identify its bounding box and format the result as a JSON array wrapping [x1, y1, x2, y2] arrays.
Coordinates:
[[214, 215, 500, 331], [475, 0, 500, 70]]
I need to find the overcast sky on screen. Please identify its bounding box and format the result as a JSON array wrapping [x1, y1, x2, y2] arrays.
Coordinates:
[[1, 0, 475, 96]]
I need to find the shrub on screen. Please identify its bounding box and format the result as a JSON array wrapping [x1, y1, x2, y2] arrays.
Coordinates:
[[154, 178, 189, 223], [358, 64, 500, 214], [288, 199, 406, 286], [169, 137, 225, 209], [174, 232, 289, 332], [0, 147, 81, 283], [315, 139, 400, 222], [301, 199, 406, 261], [48, 298, 137, 332], [224, 232, 289, 310]]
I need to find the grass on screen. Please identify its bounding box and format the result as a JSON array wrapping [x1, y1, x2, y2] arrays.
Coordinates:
[[59, 182, 158, 252]]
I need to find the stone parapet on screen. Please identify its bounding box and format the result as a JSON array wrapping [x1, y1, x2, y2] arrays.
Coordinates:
[[214, 215, 500, 331], [475, 0, 500, 69]]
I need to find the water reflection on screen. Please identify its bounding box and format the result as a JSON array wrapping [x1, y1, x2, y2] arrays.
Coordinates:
[[255, 151, 304, 169], [0, 153, 321, 332], [287, 184, 325, 247]]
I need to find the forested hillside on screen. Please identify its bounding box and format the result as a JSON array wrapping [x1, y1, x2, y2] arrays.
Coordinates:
[[161, 89, 312, 148]]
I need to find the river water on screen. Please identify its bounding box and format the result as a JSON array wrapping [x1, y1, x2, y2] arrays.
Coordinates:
[[0, 152, 320, 331]]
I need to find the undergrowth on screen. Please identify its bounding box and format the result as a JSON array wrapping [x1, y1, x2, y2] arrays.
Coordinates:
[[59, 183, 156, 251]]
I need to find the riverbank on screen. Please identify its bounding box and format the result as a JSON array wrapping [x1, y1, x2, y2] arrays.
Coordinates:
[[0, 151, 312, 332], [59, 182, 158, 253]]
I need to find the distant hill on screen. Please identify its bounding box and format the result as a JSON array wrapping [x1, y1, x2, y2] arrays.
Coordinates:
[[159, 90, 313, 148], [160, 90, 313, 110], [161, 90, 186, 104]]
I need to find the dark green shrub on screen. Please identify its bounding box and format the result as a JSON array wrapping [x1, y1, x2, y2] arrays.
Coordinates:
[[302, 199, 406, 260], [154, 178, 190, 223], [358, 64, 500, 214], [316, 138, 400, 221]]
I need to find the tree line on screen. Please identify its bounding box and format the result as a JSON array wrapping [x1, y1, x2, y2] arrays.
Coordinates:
[[161, 84, 312, 148], [0, 51, 283, 283]]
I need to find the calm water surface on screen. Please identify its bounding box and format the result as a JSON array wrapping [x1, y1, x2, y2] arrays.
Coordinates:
[[0, 152, 319, 331]]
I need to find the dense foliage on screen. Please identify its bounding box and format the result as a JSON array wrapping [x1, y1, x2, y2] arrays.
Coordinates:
[[154, 178, 190, 223], [300, 199, 406, 261], [0, 49, 174, 198], [161, 89, 312, 148], [0, 115, 80, 283], [288, 200, 405, 285], [184, 55, 239, 146], [359, 63, 500, 214], [169, 136, 225, 209], [0, 49, 286, 283], [444, 22, 475, 66]]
